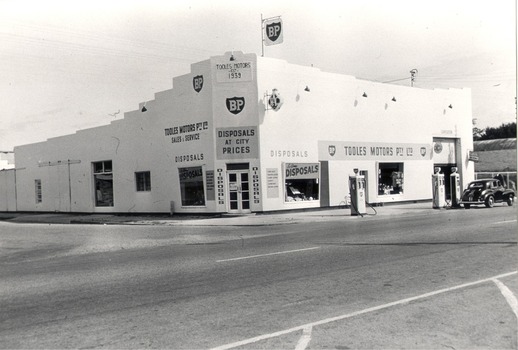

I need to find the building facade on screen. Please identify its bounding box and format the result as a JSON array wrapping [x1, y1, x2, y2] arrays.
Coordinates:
[[0, 52, 475, 214]]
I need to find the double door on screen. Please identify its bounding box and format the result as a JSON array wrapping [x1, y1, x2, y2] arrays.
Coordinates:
[[227, 170, 250, 214]]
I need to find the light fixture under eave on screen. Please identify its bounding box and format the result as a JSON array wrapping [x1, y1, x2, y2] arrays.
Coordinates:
[[229, 54, 235, 61], [362, 92, 368, 98], [141, 105, 147, 112], [304, 86, 310, 92], [392, 96, 397, 102], [448, 104, 453, 109]]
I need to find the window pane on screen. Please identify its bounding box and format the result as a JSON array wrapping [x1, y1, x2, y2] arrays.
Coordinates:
[[285, 179, 319, 202], [104, 161, 112, 172], [35, 179, 42, 203], [95, 174, 114, 206], [136, 171, 151, 192], [378, 163, 404, 195], [93, 162, 103, 174]]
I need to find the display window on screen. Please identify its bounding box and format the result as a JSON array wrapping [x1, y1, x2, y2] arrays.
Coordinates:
[[378, 163, 404, 195], [179, 166, 205, 206], [284, 163, 319, 202], [93, 160, 114, 207]]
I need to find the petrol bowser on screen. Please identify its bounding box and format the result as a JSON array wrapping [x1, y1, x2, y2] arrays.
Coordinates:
[[349, 169, 367, 216], [432, 167, 446, 209], [449, 167, 461, 208]]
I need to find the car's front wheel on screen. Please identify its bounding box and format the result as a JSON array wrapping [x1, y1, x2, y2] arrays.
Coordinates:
[[485, 195, 495, 208], [464, 203, 471, 209], [507, 194, 514, 206]]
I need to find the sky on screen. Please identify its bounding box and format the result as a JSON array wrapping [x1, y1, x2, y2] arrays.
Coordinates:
[[0, 0, 516, 152]]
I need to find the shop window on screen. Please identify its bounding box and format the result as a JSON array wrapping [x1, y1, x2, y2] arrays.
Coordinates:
[[35, 179, 42, 203], [135, 171, 151, 192], [179, 166, 205, 206], [284, 163, 319, 202], [378, 163, 404, 195], [93, 160, 114, 207]]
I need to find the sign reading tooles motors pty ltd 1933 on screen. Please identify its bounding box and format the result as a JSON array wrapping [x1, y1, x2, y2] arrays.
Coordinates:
[[215, 61, 253, 83]]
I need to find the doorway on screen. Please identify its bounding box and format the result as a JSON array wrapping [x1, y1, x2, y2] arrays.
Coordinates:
[[227, 170, 251, 213]]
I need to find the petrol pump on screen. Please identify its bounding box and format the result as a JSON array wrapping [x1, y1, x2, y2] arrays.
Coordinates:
[[432, 167, 446, 209], [349, 169, 367, 216], [449, 167, 461, 208]]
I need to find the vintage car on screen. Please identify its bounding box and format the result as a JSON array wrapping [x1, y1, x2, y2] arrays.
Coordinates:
[[461, 178, 515, 209]]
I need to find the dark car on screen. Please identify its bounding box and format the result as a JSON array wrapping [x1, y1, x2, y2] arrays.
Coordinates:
[[461, 179, 515, 209]]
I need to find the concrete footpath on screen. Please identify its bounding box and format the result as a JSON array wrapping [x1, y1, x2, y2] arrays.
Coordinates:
[[0, 201, 440, 226]]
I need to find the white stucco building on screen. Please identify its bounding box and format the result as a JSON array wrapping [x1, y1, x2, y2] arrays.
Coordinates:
[[0, 51, 474, 214]]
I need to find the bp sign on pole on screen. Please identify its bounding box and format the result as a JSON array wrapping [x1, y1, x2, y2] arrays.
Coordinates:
[[263, 17, 283, 46]]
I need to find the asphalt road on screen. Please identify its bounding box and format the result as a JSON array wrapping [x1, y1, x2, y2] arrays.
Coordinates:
[[0, 206, 516, 349]]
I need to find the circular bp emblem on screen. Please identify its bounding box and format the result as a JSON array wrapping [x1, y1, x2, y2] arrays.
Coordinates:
[[434, 142, 443, 154]]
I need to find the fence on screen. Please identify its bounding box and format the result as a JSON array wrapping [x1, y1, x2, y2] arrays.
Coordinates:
[[475, 172, 517, 188]]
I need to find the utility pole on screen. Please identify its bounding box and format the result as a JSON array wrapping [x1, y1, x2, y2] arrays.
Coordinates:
[[410, 69, 418, 87]]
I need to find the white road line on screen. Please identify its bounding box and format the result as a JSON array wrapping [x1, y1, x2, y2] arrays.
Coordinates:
[[492, 278, 518, 319], [210, 271, 518, 350], [493, 219, 517, 225], [216, 247, 321, 263], [294, 326, 312, 350]]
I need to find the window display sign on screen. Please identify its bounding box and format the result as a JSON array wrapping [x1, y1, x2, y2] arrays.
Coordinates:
[[285, 163, 320, 179], [216, 126, 259, 160], [318, 141, 432, 161]]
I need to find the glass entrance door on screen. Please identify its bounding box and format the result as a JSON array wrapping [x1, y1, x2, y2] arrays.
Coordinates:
[[227, 170, 251, 213]]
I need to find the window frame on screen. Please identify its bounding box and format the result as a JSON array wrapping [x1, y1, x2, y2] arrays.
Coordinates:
[[178, 166, 206, 207], [35, 179, 42, 204], [283, 163, 320, 203], [377, 162, 405, 196], [135, 171, 151, 192], [93, 160, 114, 207]]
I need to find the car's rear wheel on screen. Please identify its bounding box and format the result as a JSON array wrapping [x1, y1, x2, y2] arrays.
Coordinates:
[[507, 194, 514, 206], [464, 204, 471, 209], [485, 195, 494, 208]]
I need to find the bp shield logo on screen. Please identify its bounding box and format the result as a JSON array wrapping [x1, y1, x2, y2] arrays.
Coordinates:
[[266, 21, 282, 43], [420, 147, 427, 157], [268, 89, 283, 111], [226, 97, 245, 115], [193, 75, 203, 93], [328, 145, 336, 157]]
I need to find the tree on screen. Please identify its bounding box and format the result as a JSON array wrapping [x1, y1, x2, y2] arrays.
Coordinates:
[[472, 119, 485, 140], [478, 122, 517, 140]]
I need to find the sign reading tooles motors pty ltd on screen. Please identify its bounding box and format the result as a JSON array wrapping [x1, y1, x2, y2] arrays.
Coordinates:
[[318, 141, 433, 161], [216, 126, 259, 160]]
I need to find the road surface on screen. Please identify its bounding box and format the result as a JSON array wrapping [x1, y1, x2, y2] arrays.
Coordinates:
[[0, 206, 516, 349]]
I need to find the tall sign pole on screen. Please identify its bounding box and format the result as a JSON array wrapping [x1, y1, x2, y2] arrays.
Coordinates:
[[261, 14, 264, 57]]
